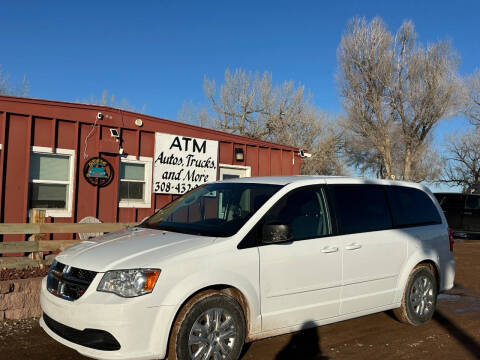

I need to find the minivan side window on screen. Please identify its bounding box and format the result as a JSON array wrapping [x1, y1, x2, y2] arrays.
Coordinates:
[[262, 187, 331, 241], [330, 184, 392, 235], [238, 186, 331, 248], [387, 186, 442, 228]]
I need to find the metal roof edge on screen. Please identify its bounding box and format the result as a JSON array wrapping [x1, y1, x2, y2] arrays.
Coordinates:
[[0, 95, 300, 151]]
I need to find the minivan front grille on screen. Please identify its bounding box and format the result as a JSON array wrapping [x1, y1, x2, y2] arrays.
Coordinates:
[[47, 261, 97, 301]]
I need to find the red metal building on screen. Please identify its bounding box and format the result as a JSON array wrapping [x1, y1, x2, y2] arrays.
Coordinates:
[[0, 95, 301, 238]]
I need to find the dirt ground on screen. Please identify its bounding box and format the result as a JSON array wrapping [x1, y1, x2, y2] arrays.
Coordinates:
[[0, 241, 478, 360]]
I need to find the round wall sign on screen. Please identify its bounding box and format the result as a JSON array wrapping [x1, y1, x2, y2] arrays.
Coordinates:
[[83, 157, 114, 187]]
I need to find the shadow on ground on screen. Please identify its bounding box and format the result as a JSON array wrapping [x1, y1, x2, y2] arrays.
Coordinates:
[[434, 309, 480, 358], [275, 321, 329, 360]]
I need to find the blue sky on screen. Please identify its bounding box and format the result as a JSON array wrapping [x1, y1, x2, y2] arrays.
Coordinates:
[[1, 0, 478, 190]]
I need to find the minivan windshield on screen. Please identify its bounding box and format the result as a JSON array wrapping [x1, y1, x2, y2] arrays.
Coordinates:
[[141, 182, 282, 237]]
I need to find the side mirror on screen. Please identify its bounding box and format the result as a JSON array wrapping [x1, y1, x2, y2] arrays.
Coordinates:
[[262, 223, 292, 244]]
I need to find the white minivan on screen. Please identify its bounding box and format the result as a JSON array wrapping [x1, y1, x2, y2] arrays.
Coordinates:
[[40, 176, 456, 360]]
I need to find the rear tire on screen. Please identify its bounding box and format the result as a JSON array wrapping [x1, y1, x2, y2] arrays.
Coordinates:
[[393, 265, 438, 325], [168, 290, 246, 360]]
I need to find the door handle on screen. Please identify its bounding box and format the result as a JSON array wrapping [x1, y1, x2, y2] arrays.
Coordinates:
[[345, 243, 362, 250], [464, 212, 472, 215], [321, 246, 339, 253]]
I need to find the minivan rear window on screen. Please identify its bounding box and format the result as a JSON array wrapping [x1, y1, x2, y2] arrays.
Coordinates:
[[330, 184, 392, 235], [387, 186, 442, 228]]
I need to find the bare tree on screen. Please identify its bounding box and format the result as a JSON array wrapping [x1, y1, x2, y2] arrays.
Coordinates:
[[338, 17, 461, 181], [203, 69, 273, 138], [465, 70, 480, 124], [299, 118, 345, 175], [77, 90, 145, 112], [343, 126, 442, 182], [177, 101, 210, 127], [270, 105, 345, 175], [442, 127, 480, 191], [186, 68, 345, 175], [0, 66, 30, 96]]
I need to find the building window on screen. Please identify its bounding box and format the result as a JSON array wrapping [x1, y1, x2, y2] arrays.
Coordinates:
[[119, 156, 152, 208], [29, 147, 75, 217], [219, 164, 251, 180]]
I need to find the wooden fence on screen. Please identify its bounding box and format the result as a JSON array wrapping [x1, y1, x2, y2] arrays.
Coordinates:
[[0, 210, 138, 269]]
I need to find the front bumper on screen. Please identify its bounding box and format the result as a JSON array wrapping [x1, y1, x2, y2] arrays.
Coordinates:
[[39, 277, 176, 360]]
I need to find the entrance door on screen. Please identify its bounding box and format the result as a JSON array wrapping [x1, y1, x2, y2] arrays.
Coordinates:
[[259, 186, 342, 331], [219, 164, 251, 180]]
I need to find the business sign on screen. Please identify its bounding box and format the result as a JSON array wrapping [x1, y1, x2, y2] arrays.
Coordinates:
[[153, 133, 218, 194], [83, 157, 114, 187]]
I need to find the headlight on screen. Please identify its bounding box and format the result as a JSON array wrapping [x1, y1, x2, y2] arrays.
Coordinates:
[[97, 269, 160, 297]]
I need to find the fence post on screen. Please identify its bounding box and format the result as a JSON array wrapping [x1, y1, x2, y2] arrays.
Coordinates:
[[28, 209, 46, 263]]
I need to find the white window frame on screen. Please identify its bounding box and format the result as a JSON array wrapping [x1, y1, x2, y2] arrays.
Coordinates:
[[119, 155, 153, 208], [30, 146, 75, 218], [219, 164, 251, 180]]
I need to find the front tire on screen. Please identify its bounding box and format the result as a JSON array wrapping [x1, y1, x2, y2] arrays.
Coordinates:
[[394, 265, 438, 325], [168, 291, 246, 360]]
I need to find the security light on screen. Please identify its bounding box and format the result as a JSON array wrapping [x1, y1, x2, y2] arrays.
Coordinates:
[[235, 148, 244, 161], [110, 128, 120, 138]]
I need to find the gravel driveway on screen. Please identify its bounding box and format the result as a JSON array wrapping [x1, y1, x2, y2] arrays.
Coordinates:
[[1, 241, 478, 360]]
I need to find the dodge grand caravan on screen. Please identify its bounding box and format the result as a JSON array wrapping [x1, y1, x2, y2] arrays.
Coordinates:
[[40, 176, 456, 360]]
